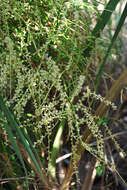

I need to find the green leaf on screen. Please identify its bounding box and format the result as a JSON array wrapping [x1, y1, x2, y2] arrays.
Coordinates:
[[103, 117, 109, 123], [96, 163, 104, 176], [48, 118, 66, 179], [83, 0, 120, 57], [98, 117, 109, 126], [0, 111, 28, 186], [0, 95, 47, 185], [96, 3, 127, 92], [26, 113, 33, 117], [11, 155, 15, 161]]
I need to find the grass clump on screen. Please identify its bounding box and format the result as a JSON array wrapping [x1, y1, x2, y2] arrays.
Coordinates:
[[0, 0, 127, 189]]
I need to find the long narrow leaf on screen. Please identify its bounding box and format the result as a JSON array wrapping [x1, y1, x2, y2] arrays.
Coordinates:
[[9, 111, 44, 169], [96, 3, 127, 92], [21, 127, 43, 168], [0, 112, 28, 186], [48, 119, 66, 179], [92, 0, 120, 37], [0, 95, 47, 185], [83, 0, 120, 57]]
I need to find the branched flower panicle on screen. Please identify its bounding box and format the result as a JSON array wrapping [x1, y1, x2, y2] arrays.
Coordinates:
[[86, 86, 117, 110], [104, 123, 126, 158], [73, 85, 117, 164], [71, 75, 86, 102], [0, 1, 125, 187], [75, 101, 105, 161]]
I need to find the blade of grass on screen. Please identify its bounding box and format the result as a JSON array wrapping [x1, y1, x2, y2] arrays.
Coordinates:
[[0, 112, 28, 187], [96, 2, 127, 92], [21, 127, 44, 168], [0, 95, 48, 186], [11, 113, 44, 171], [48, 118, 66, 179], [83, 0, 120, 58]]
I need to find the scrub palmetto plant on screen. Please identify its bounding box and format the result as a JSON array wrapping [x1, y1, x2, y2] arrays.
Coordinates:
[[0, 0, 127, 189]]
